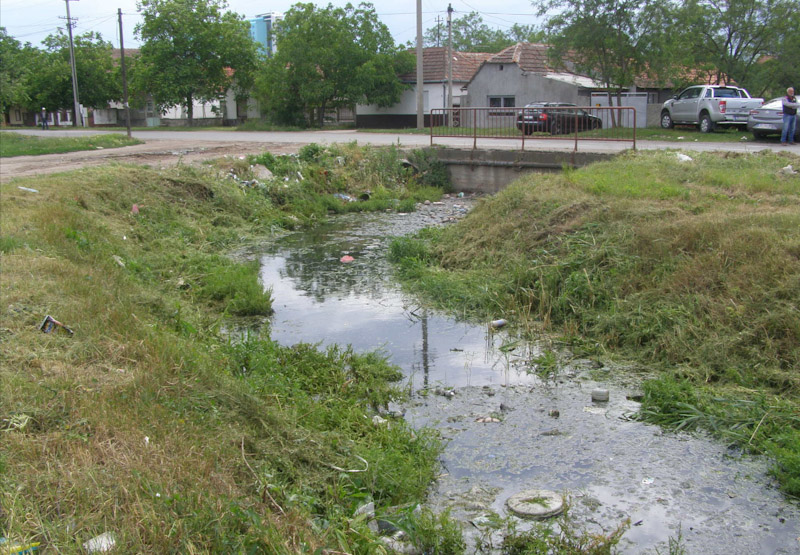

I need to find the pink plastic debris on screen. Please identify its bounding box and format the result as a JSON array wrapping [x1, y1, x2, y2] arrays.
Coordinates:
[[340, 255, 355, 263]]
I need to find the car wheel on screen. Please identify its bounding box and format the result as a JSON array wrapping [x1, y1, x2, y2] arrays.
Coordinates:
[[699, 113, 714, 133], [660, 111, 673, 129], [591, 119, 601, 130], [752, 131, 767, 140], [550, 121, 563, 135]]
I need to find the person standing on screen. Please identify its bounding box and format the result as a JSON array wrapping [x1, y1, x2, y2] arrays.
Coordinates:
[[40, 107, 49, 130], [781, 87, 799, 146]]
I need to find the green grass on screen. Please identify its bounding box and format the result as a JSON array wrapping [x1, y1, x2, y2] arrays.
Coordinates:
[[427, 124, 758, 143], [389, 148, 800, 496], [0, 145, 461, 552], [0, 132, 143, 157], [635, 125, 757, 142]]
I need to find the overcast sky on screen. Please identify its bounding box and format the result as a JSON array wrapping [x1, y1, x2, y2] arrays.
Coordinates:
[[1, 0, 543, 50]]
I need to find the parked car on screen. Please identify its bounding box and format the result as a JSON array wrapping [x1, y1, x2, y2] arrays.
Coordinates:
[[660, 85, 763, 133], [516, 102, 603, 135], [748, 97, 800, 141]]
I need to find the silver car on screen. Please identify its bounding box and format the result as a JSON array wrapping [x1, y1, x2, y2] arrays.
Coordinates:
[[748, 97, 800, 140]]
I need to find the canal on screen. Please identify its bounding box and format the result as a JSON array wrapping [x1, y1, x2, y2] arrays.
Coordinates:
[[255, 196, 799, 554]]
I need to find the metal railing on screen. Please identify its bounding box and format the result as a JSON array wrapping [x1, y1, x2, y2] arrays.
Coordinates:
[[429, 106, 637, 151]]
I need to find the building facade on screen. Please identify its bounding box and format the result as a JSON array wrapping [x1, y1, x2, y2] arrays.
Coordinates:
[[248, 12, 283, 57]]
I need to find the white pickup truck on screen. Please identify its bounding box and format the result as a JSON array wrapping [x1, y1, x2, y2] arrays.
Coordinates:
[[660, 85, 763, 133]]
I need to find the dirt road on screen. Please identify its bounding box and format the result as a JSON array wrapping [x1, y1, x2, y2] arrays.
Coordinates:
[[0, 139, 303, 183]]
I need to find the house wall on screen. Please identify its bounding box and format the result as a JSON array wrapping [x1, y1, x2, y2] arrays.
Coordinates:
[[356, 84, 440, 128], [465, 63, 588, 108], [7, 107, 26, 125], [161, 99, 222, 126], [91, 109, 118, 125]]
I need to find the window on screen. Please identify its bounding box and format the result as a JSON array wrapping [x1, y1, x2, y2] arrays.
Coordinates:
[[488, 96, 515, 115], [678, 87, 701, 100], [714, 88, 738, 98]]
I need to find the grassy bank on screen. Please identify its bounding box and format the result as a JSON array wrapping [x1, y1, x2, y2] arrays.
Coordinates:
[[0, 132, 143, 157], [1, 144, 461, 552], [390, 149, 800, 496]]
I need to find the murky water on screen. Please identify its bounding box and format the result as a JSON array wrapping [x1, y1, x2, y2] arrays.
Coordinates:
[[259, 200, 538, 392], [257, 199, 800, 554]]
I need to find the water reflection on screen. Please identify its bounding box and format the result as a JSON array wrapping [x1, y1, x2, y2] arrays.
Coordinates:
[[259, 211, 537, 390]]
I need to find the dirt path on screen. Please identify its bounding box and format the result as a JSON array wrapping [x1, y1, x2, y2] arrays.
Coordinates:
[[0, 139, 304, 183]]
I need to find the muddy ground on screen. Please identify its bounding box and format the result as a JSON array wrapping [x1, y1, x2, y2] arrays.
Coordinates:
[[0, 139, 303, 182]]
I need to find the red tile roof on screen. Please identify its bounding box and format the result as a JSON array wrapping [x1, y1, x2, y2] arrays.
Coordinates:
[[484, 43, 558, 73], [111, 48, 140, 60], [400, 47, 493, 83]]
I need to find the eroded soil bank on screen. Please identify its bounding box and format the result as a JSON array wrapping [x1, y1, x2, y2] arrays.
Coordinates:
[[253, 197, 800, 554]]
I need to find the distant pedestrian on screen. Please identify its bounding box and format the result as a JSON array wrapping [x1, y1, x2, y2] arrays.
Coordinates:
[[781, 87, 798, 145], [40, 107, 49, 130]]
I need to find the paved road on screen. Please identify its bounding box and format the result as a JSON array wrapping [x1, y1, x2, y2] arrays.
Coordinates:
[[8, 127, 798, 154]]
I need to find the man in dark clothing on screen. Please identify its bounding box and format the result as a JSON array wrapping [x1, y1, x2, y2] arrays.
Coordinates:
[[781, 87, 798, 145], [40, 107, 49, 130]]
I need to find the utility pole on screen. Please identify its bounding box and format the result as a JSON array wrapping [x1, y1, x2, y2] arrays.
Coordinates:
[[416, 0, 424, 129], [118, 9, 131, 138], [434, 15, 441, 47], [447, 4, 453, 117], [63, 0, 83, 127]]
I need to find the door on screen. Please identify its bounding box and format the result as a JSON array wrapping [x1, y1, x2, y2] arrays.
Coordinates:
[[672, 87, 701, 122]]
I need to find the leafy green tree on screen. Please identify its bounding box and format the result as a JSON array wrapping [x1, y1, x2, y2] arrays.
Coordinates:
[[423, 12, 514, 52], [505, 24, 546, 44], [135, 0, 258, 123], [536, 0, 673, 123], [256, 2, 412, 127], [675, 0, 796, 95], [0, 28, 35, 116], [23, 31, 120, 123]]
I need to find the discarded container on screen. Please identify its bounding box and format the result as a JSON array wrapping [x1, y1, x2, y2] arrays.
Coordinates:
[[489, 319, 507, 329], [591, 389, 609, 402], [17, 187, 39, 193], [39, 315, 74, 336], [131, 204, 139, 215], [83, 532, 115, 553], [0, 537, 41, 554], [506, 489, 564, 519]]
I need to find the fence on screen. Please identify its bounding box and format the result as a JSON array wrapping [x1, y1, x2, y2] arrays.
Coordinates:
[[429, 106, 637, 151]]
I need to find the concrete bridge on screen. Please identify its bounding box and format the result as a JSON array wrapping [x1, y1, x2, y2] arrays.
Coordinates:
[[431, 147, 615, 193]]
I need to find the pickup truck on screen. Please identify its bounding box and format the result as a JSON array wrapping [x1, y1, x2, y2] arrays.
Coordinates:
[[660, 85, 763, 133]]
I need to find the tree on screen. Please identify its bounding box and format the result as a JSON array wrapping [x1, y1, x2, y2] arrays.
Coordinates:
[[536, 0, 673, 124], [135, 0, 258, 124], [22, 31, 120, 122], [423, 12, 514, 52], [256, 2, 412, 127], [0, 28, 35, 116], [505, 24, 547, 45], [674, 0, 796, 94]]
